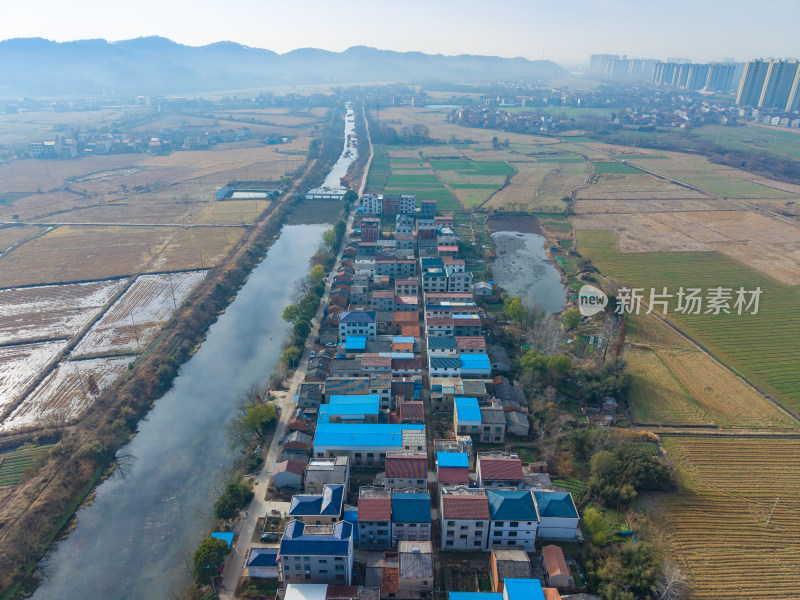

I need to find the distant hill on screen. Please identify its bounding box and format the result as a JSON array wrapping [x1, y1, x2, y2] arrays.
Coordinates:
[[0, 37, 566, 97]]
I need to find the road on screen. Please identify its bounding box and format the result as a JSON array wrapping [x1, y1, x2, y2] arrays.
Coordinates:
[[218, 103, 373, 599]]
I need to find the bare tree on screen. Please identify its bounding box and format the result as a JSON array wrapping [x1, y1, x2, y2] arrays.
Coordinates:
[[528, 313, 563, 355], [656, 562, 689, 600]]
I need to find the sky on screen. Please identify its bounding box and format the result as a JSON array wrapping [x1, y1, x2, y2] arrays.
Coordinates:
[[2, 0, 798, 67]]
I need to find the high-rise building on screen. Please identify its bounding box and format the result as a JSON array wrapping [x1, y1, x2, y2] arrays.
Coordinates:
[[706, 63, 736, 92], [686, 63, 711, 91], [736, 60, 771, 106], [759, 60, 800, 109]]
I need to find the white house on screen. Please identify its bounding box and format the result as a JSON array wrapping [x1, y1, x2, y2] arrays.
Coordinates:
[[534, 491, 580, 540]]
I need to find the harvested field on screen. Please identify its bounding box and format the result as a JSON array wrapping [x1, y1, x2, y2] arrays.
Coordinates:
[[577, 230, 800, 410], [571, 210, 800, 285], [486, 161, 590, 212], [650, 437, 800, 600], [0, 279, 126, 344], [575, 172, 710, 201], [0, 341, 68, 414], [0, 108, 145, 148], [572, 199, 728, 214], [0, 357, 131, 432], [73, 271, 206, 357], [0, 225, 47, 253], [0, 444, 56, 487]]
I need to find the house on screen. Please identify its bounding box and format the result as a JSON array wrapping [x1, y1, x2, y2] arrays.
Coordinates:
[[319, 395, 381, 424], [339, 311, 377, 342], [313, 424, 426, 467], [460, 353, 492, 379], [428, 336, 458, 355], [384, 453, 428, 491], [324, 375, 392, 409], [504, 579, 546, 600], [289, 484, 345, 525], [542, 544, 573, 588], [304, 456, 350, 495], [477, 454, 524, 489], [475, 281, 493, 296], [454, 398, 482, 436], [371, 290, 396, 312], [397, 541, 433, 599], [487, 490, 539, 551], [358, 486, 393, 549], [487, 345, 511, 372], [479, 404, 506, 443], [430, 355, 461, 377], [391, 492, 432, 543], [440, 487, 490, 551], [397, 399, 425, 424], [457, 336, 487, 354], [490, 547, 533, 593], [274, 459, 306, 489], [436, 451, 471, 493], [534, 491, 580, 541], [505, 412, 530, 438], [278, 521, 354, 585], [285, 431, 314, 453], [246, 548, 280, 579]]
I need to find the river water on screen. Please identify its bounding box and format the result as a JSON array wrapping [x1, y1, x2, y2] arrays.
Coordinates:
[[490, 231, 567, 314], [308, 103, 358, 195], [33, 224, 328, 600]]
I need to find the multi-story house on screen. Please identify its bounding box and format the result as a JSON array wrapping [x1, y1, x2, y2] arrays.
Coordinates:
[[477, 454, 524, 488], [391, 493, 432, 543], [288, 483, 345, 525], [397, 541, 433, 599], [278, 520, 354, 585], [339, 310, 377, 342], [358, 486, 393, 549], [304, 456, 350, 495], [440, 487, 490, 551], [384, 452, 428, 491], [487, 489, 539, 551]]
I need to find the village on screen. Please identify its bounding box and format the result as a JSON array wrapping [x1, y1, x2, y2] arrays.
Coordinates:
[[212, 190, 590, 600]]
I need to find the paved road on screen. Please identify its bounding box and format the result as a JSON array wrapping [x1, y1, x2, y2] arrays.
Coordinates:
[[218, 103, 373, 599]]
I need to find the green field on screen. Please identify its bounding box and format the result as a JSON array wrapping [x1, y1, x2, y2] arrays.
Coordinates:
[[553, 477, 587, 502], [383, 186, 459, 210], [431, 160, 516, 176], [591, 161, 642, 174], [0, 444, 55, 487], [366, 146, 389, 192], [536, 157, 586, 163], [577, 230, 800, 410], [386, 173, 442, 186]]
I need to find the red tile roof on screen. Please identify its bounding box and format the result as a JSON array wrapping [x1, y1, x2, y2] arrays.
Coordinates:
[[393, 312, 419, 323], [274, 460, 306, 476], [456, 336, 486, 349], [441, 494, 490, 520], [437, 467, 470, 484], [386, 455, 427, 479], [399, 400, 424, 421], [358, 497, 391, 521], [401, 325, 421, 337], [479, 457, 524, 481]]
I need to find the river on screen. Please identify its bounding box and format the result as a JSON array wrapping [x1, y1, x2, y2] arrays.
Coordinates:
[[307, 103, 358, 195], [32, 224, 328, 600], [490, 230, 568, 314]]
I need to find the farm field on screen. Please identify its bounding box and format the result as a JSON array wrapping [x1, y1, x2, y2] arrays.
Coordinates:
[[590, 161, 642, 174], [650, 437, 800, 600], [575, 172, 711, 201], [0, 444, 56, 487], [0, 225, 242, 287], [0, 341, 68, 415], [73, 271, 206, 357], [0, 279, 126, 344], [485, 161, 590, 212], [571, 210, 800, 285], [0, 225, 48, 254], [577, 230, 800, 411], [0, 357, 132, 432]]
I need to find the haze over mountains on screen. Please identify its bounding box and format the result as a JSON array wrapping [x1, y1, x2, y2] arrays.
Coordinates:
[[0, 37, 565, 97]]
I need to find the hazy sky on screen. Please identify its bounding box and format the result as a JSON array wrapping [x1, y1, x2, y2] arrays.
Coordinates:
[[3, 0, 797, 66]]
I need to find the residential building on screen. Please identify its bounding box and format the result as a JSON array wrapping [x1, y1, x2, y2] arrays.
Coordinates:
[[736, 59, 771, 106], [319, 395, 381, 424], [479, 404, 506, 443], [454, 398, 482, 436], [534, 491, 580, 540], [246, 548, 280, 579], [391, 492, 432, 543], [279, 521, 354, 585], [461, 354, 492, 379], [384, 453, 428, 491], [542, 544, 573, 588], [440, 487, 490, 551], [313, 424, 426, 467], [487, 490, 539, 551], [304, 456, 350, 495], [274, 460, 306, 489], [397, 541, 433, 599], [436, 451, 471, 494], [490, 547, 533, 593], [339, 311, 377, 342], [477, 454, 524, 489], [324, 375, 392, 409], [358, 486, 393, 549], [289, 484, 345, 525]]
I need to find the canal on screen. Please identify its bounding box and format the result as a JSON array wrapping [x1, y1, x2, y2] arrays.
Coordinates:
[[33, 224, 329, 600]]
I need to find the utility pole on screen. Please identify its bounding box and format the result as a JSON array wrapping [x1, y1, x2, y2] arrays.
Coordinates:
[[74, 363, 88, 400], [168, 273, 177, 310], [131, 314, 141, 350], [766, 497, 780, 526]]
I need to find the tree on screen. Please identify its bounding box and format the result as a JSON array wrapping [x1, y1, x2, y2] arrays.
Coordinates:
[[293, 320, 311, 341], [322, 228, 337, 251], [281, 304, 300, 324], [309, 265, 325, 285], [562, 308, 582, 330], [333, 219, 347, 242], [503, 295, 528, 324], [192, 536, 230, 585], [240, 403, 277, 440], [655, 562, 689, 600]]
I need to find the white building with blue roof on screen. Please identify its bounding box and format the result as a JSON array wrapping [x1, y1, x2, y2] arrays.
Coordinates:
[[459, 353, 492, 378], [313, 423, 425, 467], [487, 490, 539, 551], [448, 578, 545, 600], [288, 483, 345, 525], [278, 521, 353, 585], [318, 395, 381, 424], [533, 491, 580, 541], [454, 398, 482, 435]]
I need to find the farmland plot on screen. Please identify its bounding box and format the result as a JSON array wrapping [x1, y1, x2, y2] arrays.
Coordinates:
[[0, 357, 131, 432], [0, 341, 67, 415], [652, 437, 800, 600], [72, 271, 206, 357], [0, 279, 126, 345]]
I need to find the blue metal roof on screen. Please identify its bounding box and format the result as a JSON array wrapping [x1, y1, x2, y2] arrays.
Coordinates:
[[534, 491, 578, 519], [392, 336, 416, 343], [289, 484, 344, 516], [428, 336, 457, 349], [279, 521, 353, 556], [246, 548, 279, 567], [391, 493, 432, 523], [487, 490, 539, 521], [449, 594, 503, 600], [430, 356, 461, 370], [504, 578, 545, 600], [314, 424, 424, 449], [455, 397, 481, 422], [211, 532, 234, 548], [318, 400, 380, 423], [437, 452, 469, 468], [345, 335, 368, 350], [343, 510, 358, 542], [328, 394, 381, 405], [459, 354, 491, 369]]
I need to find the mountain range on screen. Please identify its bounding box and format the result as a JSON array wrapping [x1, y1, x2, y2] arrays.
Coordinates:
[[0, 37, 565, 97]]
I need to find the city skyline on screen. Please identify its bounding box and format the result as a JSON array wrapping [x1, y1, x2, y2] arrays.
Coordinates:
[[2, 0, 798, 67]]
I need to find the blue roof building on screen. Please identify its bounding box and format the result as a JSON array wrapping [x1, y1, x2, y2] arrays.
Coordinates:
[[533, 491, 580, 541], [449, 594, 503, 600], [318, 395, 381, 424], [487, 490, 539, 550], [504, 578, 545, 600], [278, 521, 354, 585], [313, 424, 426, 468], [211, 531, 234, 548], [344, 335, 368, 351], [459, 353, 492, 377], [289, 484, 344, 523], [391, 492, 432, 524], [437, 452, 469, 468], [454, 398, 482, 434]]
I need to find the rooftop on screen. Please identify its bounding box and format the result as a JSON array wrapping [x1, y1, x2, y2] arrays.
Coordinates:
[[487, 490, 539, 521], [385, 454, 428, 480], [247, 547, 279, 568], [289, 484, 344, 517], [280, 521, 353, 557], [399, 541, 433, 580], [274, 460, 306, 477], [455, 397, 482, 422], [479, 457, 524, 481], [437, 467, 470, 484], [437, 452, 469, 468], [339, 310, 376, 324], [504, 578, 545, 600], [391, 493, 432, 523], [441, 493, 490, 520], [314, 424, 425, 449], [534, 491, 579, 519], [542, 544, 570, 578]]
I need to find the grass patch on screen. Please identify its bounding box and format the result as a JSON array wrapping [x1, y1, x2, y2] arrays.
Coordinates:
[[591, 161, 642, 174], [0, 444, 55, 487], [552, 477, 587, 502]]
